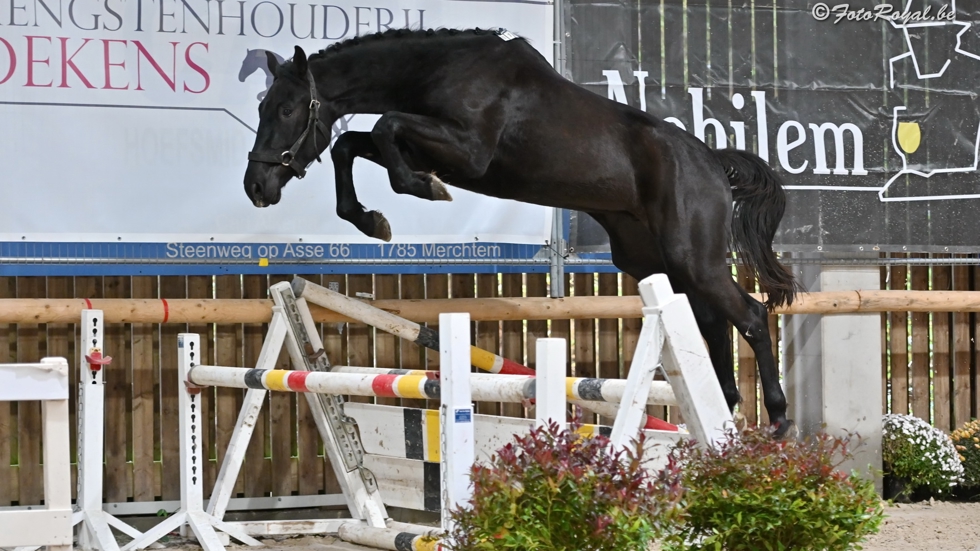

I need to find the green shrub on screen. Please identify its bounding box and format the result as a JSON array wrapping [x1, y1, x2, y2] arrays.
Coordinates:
[[882, 413, 964, 497], [661, 425, 884, 551], [951, 419, 980, 489], [445, 421, 683, 551]]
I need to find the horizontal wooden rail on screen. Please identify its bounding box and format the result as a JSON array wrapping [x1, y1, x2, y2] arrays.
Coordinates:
[[1, 290, 980, 324]]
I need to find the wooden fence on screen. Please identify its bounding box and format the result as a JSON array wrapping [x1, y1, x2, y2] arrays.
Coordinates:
[[0, 259, 978, 507]]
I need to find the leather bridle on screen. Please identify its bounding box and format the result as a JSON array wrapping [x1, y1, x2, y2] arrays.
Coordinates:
[[247, 71, 329, 179]]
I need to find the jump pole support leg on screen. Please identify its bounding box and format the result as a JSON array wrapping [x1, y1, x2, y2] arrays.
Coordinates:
[[439, 313, 475, 538], [121, 335, 262, 551], [74, 310, 144, 551], [272, 282, 387, 527], [614, 274, 733, 451]]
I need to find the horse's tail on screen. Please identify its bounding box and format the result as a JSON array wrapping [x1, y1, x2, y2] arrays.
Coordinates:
[[713, 148, 802, 311]]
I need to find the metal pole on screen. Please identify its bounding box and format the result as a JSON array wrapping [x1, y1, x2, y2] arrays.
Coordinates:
[[549, 0, 567, 299]]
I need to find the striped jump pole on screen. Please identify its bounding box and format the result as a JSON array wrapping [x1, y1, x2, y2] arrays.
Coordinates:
[[326, 366, 678, 407], [292, 277, 530, 375], [337, 524, 439, 551], [291, 277, 678, 431], [185, 365, 677, 408]]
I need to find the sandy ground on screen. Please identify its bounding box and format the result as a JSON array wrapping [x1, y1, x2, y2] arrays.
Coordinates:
[[860, 500, 980, 551], [88, 500, 978, 551]]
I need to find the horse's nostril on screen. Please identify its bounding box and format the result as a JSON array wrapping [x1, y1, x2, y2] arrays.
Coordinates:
[[251, 182, 263, 199]]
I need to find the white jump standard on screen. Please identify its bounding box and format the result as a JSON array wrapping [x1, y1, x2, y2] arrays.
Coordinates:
[[0, 358, 73, 551]]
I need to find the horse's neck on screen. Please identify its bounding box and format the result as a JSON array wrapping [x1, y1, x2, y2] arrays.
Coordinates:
[[311, 48, 427, 116]]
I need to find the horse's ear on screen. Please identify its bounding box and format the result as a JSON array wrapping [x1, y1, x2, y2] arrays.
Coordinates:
[[293, 45, 308, 75], [265, 50, 280, 77]]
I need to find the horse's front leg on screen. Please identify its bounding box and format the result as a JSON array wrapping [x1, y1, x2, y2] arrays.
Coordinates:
[[330, 131, 392, 242], [370, 112, 498, 201]]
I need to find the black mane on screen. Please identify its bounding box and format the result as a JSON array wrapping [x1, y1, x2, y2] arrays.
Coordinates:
[[308, 27, 516, 61]]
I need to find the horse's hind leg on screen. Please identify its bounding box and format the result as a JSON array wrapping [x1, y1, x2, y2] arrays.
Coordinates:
[[687, 295, 741, 414], [330, 131, 392, 241], [370, 112, 497, 200], [675, 262, 791, 436], [587, 211, 742, 419], [649, 200, 791, 436]]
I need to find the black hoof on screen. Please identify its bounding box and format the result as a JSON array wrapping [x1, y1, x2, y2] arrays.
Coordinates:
[[371, 211, 392, 242], [772, 419, 796, 440]]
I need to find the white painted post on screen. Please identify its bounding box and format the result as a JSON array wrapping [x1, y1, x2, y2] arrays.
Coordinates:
[[43, 381, 73, 551], [784, 257, 882, 488], [534, 338, 566, 430], [0, 358, 72, 551], [439, 313, 475, 536], [75, 310, 142, 551]]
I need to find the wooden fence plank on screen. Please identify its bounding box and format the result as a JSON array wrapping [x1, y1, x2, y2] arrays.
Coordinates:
[[526, 274, 549, 420], [131, 276, 158, 501], [501, 274, 525, 419], [736, 270, 759, 425], [597, 274, 619, 426], [159, 276, 186, 500], [952, 264, 972, 429], [398, 275, 427, 411], [214, 275, 243, 496], [0, 276, 15, 505], [374, 275, 400, 408], [45, 277, 75, 499], [103, 276, 132, 503], [242, 275, 270, 497], [16, 277, 44, 505], [932, 266, 951, 432], [347, 275, 375, 406], [975, 266, 980, 422], [424, 274, 449, 412], [572, 273, 596, 425], [910, 261, 931, 422], [476, 274, 500, 416], [889, 262, 909, 415]]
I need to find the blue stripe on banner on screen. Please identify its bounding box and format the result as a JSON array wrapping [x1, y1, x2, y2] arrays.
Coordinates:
[[0, 242, 610, 276]]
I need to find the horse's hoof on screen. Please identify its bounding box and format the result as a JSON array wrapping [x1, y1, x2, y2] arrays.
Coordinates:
[[371, 211, 392, 242], [427, 173, 453, 201], [733, 411, 748, 432], [772, 419, 797, 440]]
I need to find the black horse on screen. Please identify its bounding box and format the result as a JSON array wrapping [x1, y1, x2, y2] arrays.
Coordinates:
[[243, 28, 802, 437]]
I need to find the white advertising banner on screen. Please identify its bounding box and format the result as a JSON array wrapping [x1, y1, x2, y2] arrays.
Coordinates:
[[0, 0, 554, 270]]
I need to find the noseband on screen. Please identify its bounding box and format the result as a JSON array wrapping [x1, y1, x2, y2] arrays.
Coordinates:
[[247, 71, 330, 179]]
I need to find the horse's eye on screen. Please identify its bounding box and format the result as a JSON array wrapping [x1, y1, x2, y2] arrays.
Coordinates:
[[282, 108, 293, 117]]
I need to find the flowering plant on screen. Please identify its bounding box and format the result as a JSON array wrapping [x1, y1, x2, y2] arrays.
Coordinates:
[[951, 419, 980, 489], [445, 420, 683, 551], [882, 413, 963, 496]]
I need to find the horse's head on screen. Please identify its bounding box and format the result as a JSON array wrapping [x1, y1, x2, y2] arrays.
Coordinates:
[[244, 45, 331, 208]]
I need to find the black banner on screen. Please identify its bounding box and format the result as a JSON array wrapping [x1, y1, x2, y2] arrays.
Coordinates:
[[564, 0, 980, 253]]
